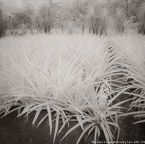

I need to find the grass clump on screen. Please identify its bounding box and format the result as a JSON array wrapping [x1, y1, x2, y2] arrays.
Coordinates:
[[0, 33, 145, 143]]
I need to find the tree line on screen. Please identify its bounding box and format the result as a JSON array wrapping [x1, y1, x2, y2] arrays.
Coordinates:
[[0, 0, 145, 37]]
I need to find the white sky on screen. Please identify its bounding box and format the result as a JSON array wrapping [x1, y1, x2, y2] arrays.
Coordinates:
[[0, 0, 71, 13], [0, 0, 24, 12]]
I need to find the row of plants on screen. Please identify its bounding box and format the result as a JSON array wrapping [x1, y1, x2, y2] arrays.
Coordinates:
[[1, 0, 145, 37], [0, 34, 145, 143]]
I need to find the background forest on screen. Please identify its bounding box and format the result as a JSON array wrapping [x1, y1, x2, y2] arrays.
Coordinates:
[[0, 0, 145, 37]]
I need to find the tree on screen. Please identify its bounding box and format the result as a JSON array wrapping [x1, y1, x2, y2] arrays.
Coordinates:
[[137, 2, 145, 34], [0, 3, 6, 37], [85, 0, 108, 35], [125, 0, 129, 18], [36, 4, 51, 33]]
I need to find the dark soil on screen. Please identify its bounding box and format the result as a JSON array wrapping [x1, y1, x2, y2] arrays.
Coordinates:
[[0, 106, 97, 144], [118, 115, 145, 142], [115, 93, 145, 144], [0, 105, 145, 144], [0, 106, 83, 144]]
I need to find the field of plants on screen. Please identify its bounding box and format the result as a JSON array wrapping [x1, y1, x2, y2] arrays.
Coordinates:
[[0, 33, 145, 144]]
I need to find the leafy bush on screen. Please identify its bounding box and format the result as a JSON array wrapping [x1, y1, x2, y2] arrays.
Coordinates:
[[0, 33, 145, 143]]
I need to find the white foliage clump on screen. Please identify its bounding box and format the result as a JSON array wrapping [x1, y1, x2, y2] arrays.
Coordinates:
[[0, 33, 145, 143]]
